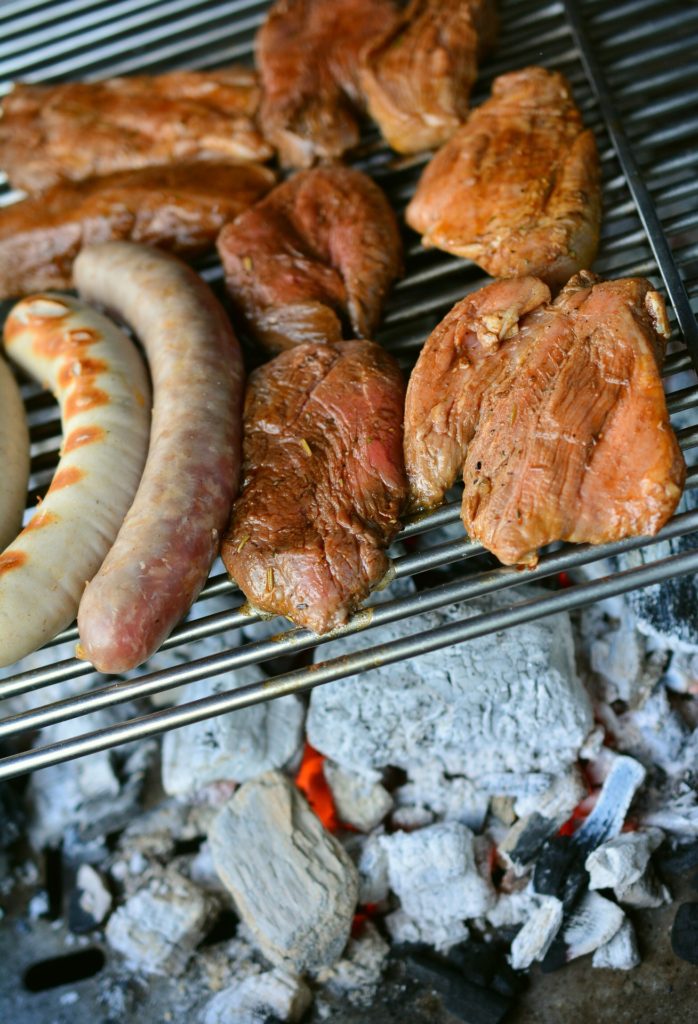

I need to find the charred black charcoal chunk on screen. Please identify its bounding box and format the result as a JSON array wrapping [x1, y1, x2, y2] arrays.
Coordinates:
[[0, 781, 25, 849], [671, 902, 698, 965], [444, 939, 527, 997], [395, 946, 512, 1024]]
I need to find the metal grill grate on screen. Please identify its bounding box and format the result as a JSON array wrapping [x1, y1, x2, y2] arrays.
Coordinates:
[[1, 0, 698, 779]]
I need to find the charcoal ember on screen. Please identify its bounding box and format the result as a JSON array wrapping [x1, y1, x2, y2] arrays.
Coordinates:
[[586, 829, 664, 893], [381, 822, 495, 951], [663, 649, 698, 694], [68, 864, 112, 933], [487, 887, 549, 931], [610, 685, 696, 777], [117, 799, 200, 861], [542, 892, 625, 971], [313, 921, 389, 1008], [323, 761, 393, 832], [106, 867, 218, 976], [0, 781, 24, 849], [444, 940, 527, 999], [671, 902, 698, 965], [199, 968, 312, 1024], [209, 771, 358, 972], [508, 897, 564, 970], [161, 669, 305, 795], [393, 764, 490, 832], [591, 917, 641, 970], [579, 602, 666, 705], [397, 947, 512, 1024], [343, 830, 390, 905], [655, 838, 698, 880], [308, 588, 592, 780], [500, 769, 587, 874]]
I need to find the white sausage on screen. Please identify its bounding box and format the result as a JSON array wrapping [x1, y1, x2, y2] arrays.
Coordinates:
[[74, 242, 244, 673], [0, 357, 29, 551], [0, 293, 151, 668]]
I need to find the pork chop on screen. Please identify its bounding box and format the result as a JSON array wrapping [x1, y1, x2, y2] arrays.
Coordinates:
[[404, 274, 685, 565], [0, 68, 272, 194], [256, 0, 399, 167], [217, 165, 402, 351], [360, 0, 498, 154], [0, 162, 275, 299], [222, 340, 408, 633], [406, 67, 601, 287]]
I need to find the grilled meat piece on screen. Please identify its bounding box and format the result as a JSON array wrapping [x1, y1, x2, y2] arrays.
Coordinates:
[[0, 163, 275, 299], [360, 0, 498, 154], [405, 274, 685, 566], [223, 340, 408, 633], [217, 165, 402, 351], [0, 69, 272, 194], [406, 67, 601, 287], [256, 0, 399, 167]]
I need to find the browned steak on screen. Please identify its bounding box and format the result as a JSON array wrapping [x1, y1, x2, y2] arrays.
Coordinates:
[[405, 274, 685, 566], [217, 165, 402, 351], [0, 69, 272, 194], [256, 0, 399, 167], [0, 162, 275, 299], [406, 67, 601, 287], [360, 0, 498, 154], [222, 340, 408, 633]]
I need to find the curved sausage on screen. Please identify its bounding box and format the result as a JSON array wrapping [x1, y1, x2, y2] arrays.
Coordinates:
[[0, 294, 151, 668], [74, 242, 244, 673], [0, 357, 30, 553]]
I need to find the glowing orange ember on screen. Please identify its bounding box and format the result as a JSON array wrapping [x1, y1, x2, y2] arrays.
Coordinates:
[[295, 743, 339, 832], [352, 903, 379, 938]]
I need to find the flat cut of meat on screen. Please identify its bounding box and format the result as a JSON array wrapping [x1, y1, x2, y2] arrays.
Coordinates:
[[217, 165, 402, 351], [256, 0, 399, 167], [404, 274, 685, 566], [406, 67, 601, 287], [0, 68, 273, 194], [222, 340, 408, 633], [360, 0, 498, 154], [0, 162, 276, 299]]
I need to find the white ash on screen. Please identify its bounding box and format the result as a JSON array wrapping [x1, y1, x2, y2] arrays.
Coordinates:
[[380, 821, 495, 951], [663, 649, 698, 694], [393, 764, 490, 832], [385, 906, 469, 950], [606, 685, 696, 776], [28, 889, 49, 919], [562, 892, 625, 962], [500, 769, 588, 874], [508, 896, 563, 970], [199, 968, 312, 1024], [578, 603, 666, 706], [308, 588, 592, 780], [189, 841, 231, 895], [314, 921, 389, 1008], [106, 867, 217, 976], [117, 799, 200, 861], [343, 830, 390, 906], [323, 762, 393, 833], [592, 918, 641, 970], [162, 668, 305, 796], [28, 713, 153, 848], [614, 867, 671, 909], [586, 829, 664, 892], [390, 805, 435, 830], [209, 771, 358, 972], [487, 885, 550, 930], [74, 864, 112, 926]]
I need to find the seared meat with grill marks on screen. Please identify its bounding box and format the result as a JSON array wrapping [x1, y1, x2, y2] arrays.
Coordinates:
[[217, 165, 402, 351], [406, 67, 601, 287], [360, 0, 498, 154], [256, 0, 399, 167], [0, 69, 272, 194], [0, 162, 275, 299], [223, 340, 408, 633], [405, 274, 685, 566]]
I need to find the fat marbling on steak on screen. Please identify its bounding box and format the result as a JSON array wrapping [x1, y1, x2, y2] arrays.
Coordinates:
[[0, 69, 272, 194], [223, 340, 408, 633], [360, 0, 498, 154], [0, 162, 275, 299], [406, 67, 601, 287], [256, 0, 399, 167], [217, 165, 402, 351], [404, 273, 685, 566]]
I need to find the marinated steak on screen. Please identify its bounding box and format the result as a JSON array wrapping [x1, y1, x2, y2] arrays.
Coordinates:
[[406, 67, 601, 287], [0, 162, 275, 299], [404, 274, 685, 566], [360, 0, 498, 154], [223, 341, 408, 633], [217, 165, 402, 351], [0, 69, 272, 194], [256, 0, 399, 167]]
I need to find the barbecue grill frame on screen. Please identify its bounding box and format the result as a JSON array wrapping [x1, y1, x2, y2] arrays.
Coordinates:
[[1, 0, 697, 780]]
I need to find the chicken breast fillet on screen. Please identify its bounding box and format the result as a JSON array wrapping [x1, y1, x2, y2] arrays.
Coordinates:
[[256, 0, 399, 167], [217, 165, 402, 351], [223, 340, 408, 634], [405, 274, 685, 566], [0, 69, 272, 194], [406, 67, 601, 287], [360, 0, 498, 154]]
